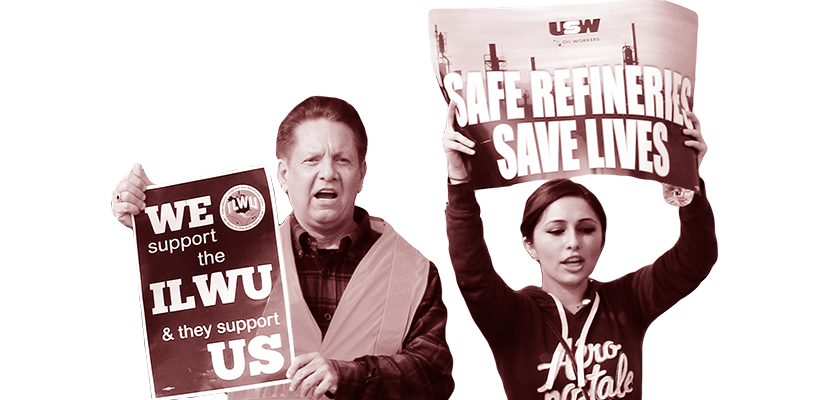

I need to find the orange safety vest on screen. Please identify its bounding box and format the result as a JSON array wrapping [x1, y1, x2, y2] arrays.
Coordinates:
[[228, 217, 429, 399]]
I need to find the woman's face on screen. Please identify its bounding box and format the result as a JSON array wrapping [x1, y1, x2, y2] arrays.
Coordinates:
[[524, 196, 603, 295]]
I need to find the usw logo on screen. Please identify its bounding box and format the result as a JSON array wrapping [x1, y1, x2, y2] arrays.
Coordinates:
[[549, 19, 601, 36]]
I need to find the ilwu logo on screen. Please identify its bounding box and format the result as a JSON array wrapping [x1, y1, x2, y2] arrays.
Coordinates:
[[549, 19, 601, 36], [220, 184, 266, 231]]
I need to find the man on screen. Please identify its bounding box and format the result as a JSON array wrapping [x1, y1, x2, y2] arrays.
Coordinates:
[[111, 96, 454, 400]]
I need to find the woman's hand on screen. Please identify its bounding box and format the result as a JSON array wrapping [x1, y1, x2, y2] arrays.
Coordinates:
[[442, 100, 476, 183], [682, 110, 707, 169], [111, 162, 154, 228]]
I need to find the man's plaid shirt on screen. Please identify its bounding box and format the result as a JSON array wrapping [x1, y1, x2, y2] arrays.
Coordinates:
[[287, 207, 454, 399]]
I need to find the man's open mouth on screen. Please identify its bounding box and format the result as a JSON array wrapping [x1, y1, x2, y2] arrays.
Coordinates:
[[315, 189, 338, 199]]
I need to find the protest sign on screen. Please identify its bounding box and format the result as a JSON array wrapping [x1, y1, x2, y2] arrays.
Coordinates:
[[132, 167, 294, 399], [429, 0, 700, 191]]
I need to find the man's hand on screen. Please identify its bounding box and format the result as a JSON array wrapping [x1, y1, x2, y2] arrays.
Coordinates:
[[286, 352, 339, 399], [111, 162, 153, 228]]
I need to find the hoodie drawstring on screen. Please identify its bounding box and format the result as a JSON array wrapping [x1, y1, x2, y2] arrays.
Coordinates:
[[549, 292, 600, 389]]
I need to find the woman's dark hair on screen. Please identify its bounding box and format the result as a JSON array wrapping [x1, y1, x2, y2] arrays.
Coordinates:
[[520, 179, 607, 246], [276, 96, 368, 162]]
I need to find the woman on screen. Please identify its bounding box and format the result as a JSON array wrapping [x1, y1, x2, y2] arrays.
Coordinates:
[[442, 101, 717, 400]]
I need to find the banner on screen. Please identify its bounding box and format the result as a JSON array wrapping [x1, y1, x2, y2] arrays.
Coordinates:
[[429, 0, 700, 191], [132, 167, 294, 399]]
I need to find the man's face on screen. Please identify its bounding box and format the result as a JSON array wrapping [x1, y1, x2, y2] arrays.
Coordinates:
[[277, 119, 366, 238]]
